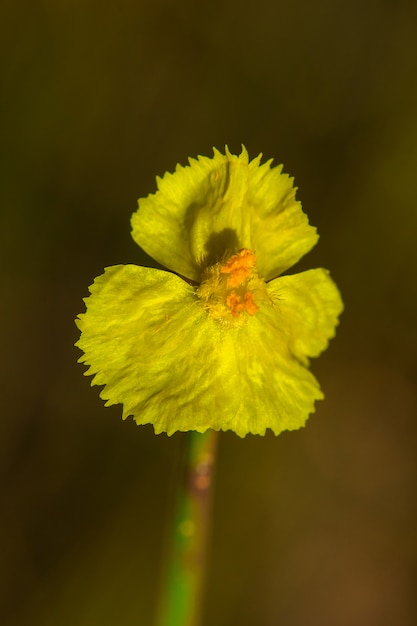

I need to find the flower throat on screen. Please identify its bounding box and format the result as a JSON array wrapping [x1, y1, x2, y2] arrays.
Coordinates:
[[197, 249, 269, 327]]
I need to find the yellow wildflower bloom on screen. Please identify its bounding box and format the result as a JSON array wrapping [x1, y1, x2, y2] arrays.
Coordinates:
[[76, 147, 343, 437]]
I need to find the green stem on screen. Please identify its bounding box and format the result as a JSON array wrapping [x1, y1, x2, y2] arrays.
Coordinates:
[[156, 429, 219, 626]]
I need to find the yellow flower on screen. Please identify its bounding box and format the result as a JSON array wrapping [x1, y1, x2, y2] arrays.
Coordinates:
[[76, 147, 343, 437]]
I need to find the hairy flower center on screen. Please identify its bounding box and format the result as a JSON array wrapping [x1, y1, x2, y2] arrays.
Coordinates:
[[197, 249, 268, 326]]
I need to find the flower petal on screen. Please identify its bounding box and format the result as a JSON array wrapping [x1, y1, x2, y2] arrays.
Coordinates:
[[266, 268, 344, 365], [76, 264, 212, 434], [75, 264, 340, 437], [131, 147, 318, 282], [211, 269, 343, 436]]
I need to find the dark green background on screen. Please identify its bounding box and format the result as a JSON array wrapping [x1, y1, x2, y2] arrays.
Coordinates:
[[1, 1, 416, 624]]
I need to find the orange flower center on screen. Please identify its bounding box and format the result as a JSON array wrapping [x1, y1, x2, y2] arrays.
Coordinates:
[[197, 249, 268, 326]]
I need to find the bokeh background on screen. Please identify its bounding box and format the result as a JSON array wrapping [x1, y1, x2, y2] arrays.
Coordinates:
[[1, 1, 417, 624]]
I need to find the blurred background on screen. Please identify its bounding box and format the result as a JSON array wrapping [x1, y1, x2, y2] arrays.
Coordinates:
[[1, 0, 417, 624]]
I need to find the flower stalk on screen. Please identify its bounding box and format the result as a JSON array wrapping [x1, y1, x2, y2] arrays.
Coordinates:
[[156, 429, 219, 626]]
